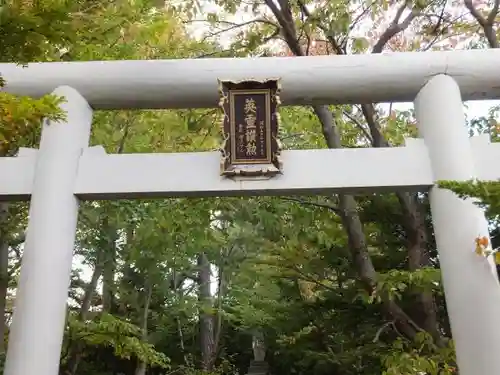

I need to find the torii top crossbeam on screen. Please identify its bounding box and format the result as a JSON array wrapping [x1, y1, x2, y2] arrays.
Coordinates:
[[1, 49, 500, 109]]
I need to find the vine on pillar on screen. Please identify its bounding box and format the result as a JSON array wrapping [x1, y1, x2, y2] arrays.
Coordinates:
[[438, 179, 500, 266]]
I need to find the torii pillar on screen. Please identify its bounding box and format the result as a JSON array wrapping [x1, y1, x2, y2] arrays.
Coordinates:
[[415, 74, 500, 375], [4, 86, 93, 375]]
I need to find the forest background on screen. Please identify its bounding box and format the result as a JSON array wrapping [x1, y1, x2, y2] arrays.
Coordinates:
[[2, 0, 500, 374]]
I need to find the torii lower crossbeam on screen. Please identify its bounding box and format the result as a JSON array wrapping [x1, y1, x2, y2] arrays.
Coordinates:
[[1, 136, 499, 201]]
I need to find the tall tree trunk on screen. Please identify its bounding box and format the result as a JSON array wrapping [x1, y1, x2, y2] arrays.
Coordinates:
[[360, 103, 443, 344], [102, 217, 117, 313], [0, 202, 10, 354], [63, 254, 104, 375], [79, 261, 103, 320], [262, 0, 442, 343], [198, 252, 215, 371], [0, 236, 8, 354], [315, 103, 423, 339], [397, 192, 443, 345], [172, 271, 189, 365], [212, 263, 225, 362], [176, 316, 186, 359], [102, 258, 115, 312], [135, 283, 153, 375], [101, 123, 130, 313]]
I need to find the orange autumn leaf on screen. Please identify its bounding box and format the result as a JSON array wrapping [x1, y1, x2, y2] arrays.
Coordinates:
[[476, 236, 489, 247], [475, 236, 490, 256]]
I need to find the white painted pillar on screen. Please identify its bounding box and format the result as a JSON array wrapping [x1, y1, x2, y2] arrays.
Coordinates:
[[415, 74, 500, 375], [4, 86, 92, 375]]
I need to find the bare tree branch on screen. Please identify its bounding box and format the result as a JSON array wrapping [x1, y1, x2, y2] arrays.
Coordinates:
[[277, 264, 339, 293], [488, 0, 500, 23], [464, 0, 487, 25], [372, 2, 422, 53], [464, 0, 499, 47], [264, 0, 300, 53], [201, 19, 278, 42], [8, 232, 25, 247], [193, 49, 237, 58], [361, 104, 389, 147], [280, 197, 341, 214], [296, 0, 344, 54], [348, 2, 377, 34], [373, 321, 396, 342], [342, 110, 373, 143]]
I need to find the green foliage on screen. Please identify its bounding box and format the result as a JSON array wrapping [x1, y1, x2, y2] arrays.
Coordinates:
[[0, 0, 73, 63], [0, 0, 75, 156], [67, 314, 170, 369], [0, 92, 66, 155], [366, 268, 442, 303], [383, 333, 456, 375], [181, 360, 237, 375], [438, 179, 500, 219]]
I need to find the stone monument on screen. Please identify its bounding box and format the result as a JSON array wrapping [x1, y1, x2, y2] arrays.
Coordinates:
[[247, 330, 268, 375]]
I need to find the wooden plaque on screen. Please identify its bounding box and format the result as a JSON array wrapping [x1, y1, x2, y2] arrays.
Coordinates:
[[218, 79, 283, 177]]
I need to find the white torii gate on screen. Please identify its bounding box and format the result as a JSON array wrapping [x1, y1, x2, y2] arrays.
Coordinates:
[[1, 49, 500, 375]]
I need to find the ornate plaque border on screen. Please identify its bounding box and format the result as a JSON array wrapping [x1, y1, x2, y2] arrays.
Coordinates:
[[217, 78, 283, 177]]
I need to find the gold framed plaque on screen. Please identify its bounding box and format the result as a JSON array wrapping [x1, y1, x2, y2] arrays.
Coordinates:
[[218, 79, 283, 177]]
